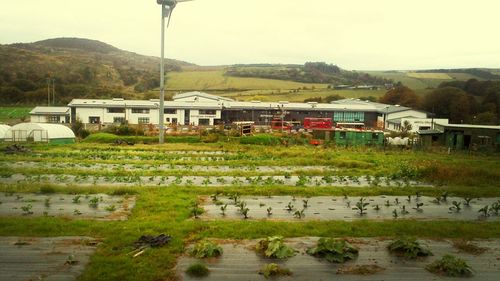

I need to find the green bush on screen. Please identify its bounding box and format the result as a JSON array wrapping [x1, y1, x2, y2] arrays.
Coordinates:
[[185, 263, 209, 277], [259, 263, 292, 278], [388, 237, 432, 259], [307, 238, 359, 263], [426, 255, 473, 277], [188, 240, 223, 258], [240, 135, 281, 145], [255, 236, 296, 259]]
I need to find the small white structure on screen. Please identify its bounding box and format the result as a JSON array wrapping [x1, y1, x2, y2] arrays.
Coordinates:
[[4, 123, 75, 144], [386, 118, 449, 133], [30, 107, 70, 123], [0, 124, 11, 141]]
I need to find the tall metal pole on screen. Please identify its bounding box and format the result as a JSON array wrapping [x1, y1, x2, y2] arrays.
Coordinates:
[[159, 4, 166, 144], [47, 78, 50, 106]]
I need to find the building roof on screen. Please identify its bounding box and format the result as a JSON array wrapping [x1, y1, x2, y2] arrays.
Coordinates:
[[6, 123, 75, 139], [332, 98, 414, 114], [173, 91, 234, 102], [435, 122, 500, 130], [418, 129, 443, 135], [30, 106, 70, 115]]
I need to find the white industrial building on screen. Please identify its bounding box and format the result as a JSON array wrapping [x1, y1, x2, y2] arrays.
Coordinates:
[[30, 107, 71, 124], [29, 92, 430, 129]]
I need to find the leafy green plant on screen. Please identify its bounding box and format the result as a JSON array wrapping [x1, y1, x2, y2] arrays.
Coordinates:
[[373, 204, 380, 211], [255, 236, 296, 259], [285, 202, 294, 212], [400, 205, 409, 215], [241, 207, 249, 219], [188, 240, 223, 258], [191, 202, 203, 219], [185, 262, 209, 277], [426, 255, 473, 277], [441, 191, 449, 202], [258, 263, 292, 278], [302, 199, 309, 208], [353, 197, 369, 215], [307, 238, 359, 263], [392, 209, 398, 218], [490, 202, 500, 216], [463, 197, 473, 206], [388, 237, 432, 259]]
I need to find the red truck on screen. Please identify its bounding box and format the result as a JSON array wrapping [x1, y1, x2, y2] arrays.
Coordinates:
[[303, 117, 333, 130]]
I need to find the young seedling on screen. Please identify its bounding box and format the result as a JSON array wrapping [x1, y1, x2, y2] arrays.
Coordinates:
[[449, 201, 462, 212], [73, 209, 82, 215], [266, 207, 273, 216], [188, 240, 223, 258], [307, 238, 359, 263], [388, 237, 432, 259], [478, 205, 489, 217], [394, 198, 400, 205], [463, 197, 473, 206], [241, 207, 250, 219], [220, 204, 227, 216], [392, 209, 398, 218], [88, 197, 99, 208], [259, 263, 292, 278], [210, 193, 219, 202], [105, 205, 116, 212], [406, 195, 411, 203], [303, 199, 309, 208], [373, 204, 380, 211], [44, 198, 51, 208], [353, 197, 369, 215], [413, 202, 424, 212], [21, 204, 33, 215], [490, 202, 500, 216], [426, 255, 473, 277], [385, 200, 391, 207], [191, 202, 203, 219], [285, 202, 294, 212], [256, 236, 296, 259], [293, 209, 305, 219], [416, 191, 422, 199], [432, 196, 442, 204], [400, 205, 409, 215], [441, 192, 449, 202]]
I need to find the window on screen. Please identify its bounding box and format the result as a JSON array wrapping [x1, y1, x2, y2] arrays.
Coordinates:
[[48, 115, 59, 123], [199, 109, 216, 115], [199, 118, 210, 126], [132, 108, 150, 114], [164, 109, 177, 114], [372, 133, 379, 140], [114, 117, 126, 124], [89, 117, 100, 124], [138, 117, 150, 124], [334, 112, 365, 122], [107, 108, 125, 113], [166, 118, 170, 122], [339, 131, 346, 139], [172, 118, 178, 124]]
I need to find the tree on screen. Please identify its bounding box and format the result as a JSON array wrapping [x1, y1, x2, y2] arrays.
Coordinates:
[[423, 87, 477, 123], [379, 86, 420, 108], [0, 86, 24, 103], [474, 112, 498, 125], [12, 79, 38, 92]]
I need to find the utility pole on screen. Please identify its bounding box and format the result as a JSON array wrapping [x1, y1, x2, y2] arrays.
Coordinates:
[[159, 4, 166, 144], [52, 79, 56, 105], [47, 78, 51, 106]]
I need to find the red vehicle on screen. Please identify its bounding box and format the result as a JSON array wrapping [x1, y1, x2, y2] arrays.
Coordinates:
[[303, 117, 333, 130], [271, 119, 293, 131]]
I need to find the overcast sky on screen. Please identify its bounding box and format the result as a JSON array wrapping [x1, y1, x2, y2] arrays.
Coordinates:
[[0, 0, 499, 70]]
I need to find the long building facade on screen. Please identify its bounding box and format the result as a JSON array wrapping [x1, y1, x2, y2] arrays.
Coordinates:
[[31, 92, 427, 129]]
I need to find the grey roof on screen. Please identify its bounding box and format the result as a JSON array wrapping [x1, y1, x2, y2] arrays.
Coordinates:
[[173, 91, 234, 102], [418, 129, 443, 135], [30, 106, 70, 115], [435, 121, 500, 130]]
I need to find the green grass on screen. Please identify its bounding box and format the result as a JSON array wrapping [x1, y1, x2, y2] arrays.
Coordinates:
[[0, 107, 31, 123], [219, 89, 386, 102]]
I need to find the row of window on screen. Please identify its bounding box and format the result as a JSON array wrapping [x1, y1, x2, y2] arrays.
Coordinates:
[[333, 112, 365, 122], [106, 108, 217, 115]]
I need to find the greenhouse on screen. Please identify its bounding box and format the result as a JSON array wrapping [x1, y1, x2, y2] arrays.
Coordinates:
[[0, 124, 11, 141], [4, 123, 75, 144]]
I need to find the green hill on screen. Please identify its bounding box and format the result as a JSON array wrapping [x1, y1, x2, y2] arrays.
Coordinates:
[[0, 38, 194, 104]]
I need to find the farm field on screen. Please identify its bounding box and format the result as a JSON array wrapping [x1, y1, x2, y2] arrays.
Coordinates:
[[0, 107, 32, 123], [0, 141, 499, 281], [219, 89, 386, 102]]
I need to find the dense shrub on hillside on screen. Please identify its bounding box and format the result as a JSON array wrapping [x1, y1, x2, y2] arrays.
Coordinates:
[[104, 125, 144, 136]]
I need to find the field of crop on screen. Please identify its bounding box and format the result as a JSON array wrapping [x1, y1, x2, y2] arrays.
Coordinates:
[[0, 107, 31, 123], [0, 141, 499, 281], [219, 89, 386, 102], [406, 72, 453, 80], [166, 70, 327, 91]]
